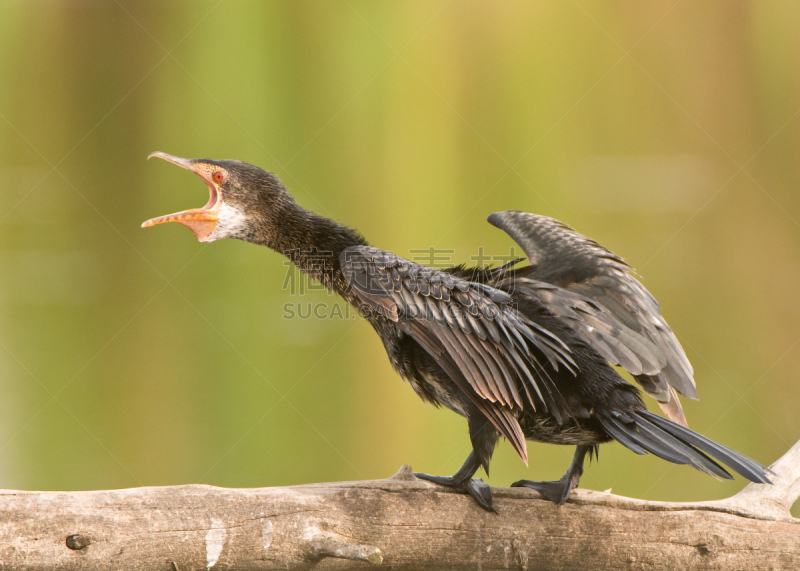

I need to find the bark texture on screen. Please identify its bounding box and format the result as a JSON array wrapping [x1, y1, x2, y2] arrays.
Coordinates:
[[0, 442, 798, 570]]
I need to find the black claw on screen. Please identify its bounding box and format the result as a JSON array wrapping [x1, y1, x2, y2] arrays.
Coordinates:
[[465, 478, 495, 512], [511, 445, 588, 505], [413, 472, 457, 486], [414, 472, 496, 512], [511, 477, 574, 505]]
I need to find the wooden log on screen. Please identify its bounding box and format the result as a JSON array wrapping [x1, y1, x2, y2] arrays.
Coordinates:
[[0, 441, 798, 570]]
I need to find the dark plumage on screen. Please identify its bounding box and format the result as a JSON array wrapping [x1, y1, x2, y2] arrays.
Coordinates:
[[144, 153, 771, 511]]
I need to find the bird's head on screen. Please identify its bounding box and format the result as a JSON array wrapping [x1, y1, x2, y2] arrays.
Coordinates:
[[142, 152, 291, 243]]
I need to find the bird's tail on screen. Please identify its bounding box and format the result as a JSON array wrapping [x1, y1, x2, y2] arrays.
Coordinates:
[[598, 409, 772, 484]]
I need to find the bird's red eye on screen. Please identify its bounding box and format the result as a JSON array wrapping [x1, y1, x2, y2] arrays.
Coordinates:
[[213, 171, 225, 183]]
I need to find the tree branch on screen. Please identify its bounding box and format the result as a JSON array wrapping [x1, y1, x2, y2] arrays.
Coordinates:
[[1, 442, 798, 570]]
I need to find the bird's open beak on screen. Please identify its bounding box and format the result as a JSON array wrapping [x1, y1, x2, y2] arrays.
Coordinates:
[[141, 152, 221, 241]]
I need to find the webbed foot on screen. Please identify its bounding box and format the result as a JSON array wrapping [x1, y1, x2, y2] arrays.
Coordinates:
[[510, 474, 577, 505], [511, 444, 590, 505], [414, 471, 495, 512]]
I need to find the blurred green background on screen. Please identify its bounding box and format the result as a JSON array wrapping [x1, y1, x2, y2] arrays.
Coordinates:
[[0, 1, 798, 515]]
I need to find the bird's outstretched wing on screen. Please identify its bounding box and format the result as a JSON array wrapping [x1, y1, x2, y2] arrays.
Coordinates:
[[488, 211, 695, 426], [340, 245, 578, 463]]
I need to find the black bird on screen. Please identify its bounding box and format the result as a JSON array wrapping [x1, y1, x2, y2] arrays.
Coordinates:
[[143, 152, 771, 511]]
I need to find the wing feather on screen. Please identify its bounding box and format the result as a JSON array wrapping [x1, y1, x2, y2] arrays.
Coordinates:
[[341, 245, 579, 461], [489, 211, 696, 426]]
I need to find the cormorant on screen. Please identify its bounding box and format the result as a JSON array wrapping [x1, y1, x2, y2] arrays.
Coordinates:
[[143, 152, 771, 511]]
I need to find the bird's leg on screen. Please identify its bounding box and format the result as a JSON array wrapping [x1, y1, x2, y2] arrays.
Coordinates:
[[415, 415, 498, 511], [414, 451, 495, 512], [511, 444, 591, 505]]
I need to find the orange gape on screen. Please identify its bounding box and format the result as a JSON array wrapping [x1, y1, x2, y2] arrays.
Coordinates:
[[141, 152, 226, 241]]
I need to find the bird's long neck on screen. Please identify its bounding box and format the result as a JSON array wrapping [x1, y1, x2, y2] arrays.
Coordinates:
[[251, 200, 368, 299]]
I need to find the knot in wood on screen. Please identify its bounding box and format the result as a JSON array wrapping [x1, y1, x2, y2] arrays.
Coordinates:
[[66, 534, 92, 550]]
